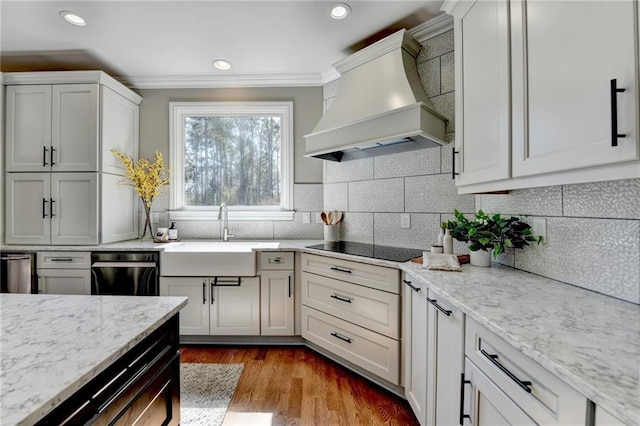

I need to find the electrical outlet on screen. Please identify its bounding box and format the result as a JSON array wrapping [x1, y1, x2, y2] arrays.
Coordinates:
[[302, 212, 311, 224], [532, 218, 547, 243], [152, 213, 160, 224], [401, 214, 411, 229]]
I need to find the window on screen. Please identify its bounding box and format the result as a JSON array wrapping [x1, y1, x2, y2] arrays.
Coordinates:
[[169, 102, 294, 220]]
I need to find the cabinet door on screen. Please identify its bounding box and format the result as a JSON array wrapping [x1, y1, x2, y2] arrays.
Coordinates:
[[426, 293, 464, 426], [512, 0, 638, 177], [261, 270, 294, 336], [5, 173, 50, 244], [402, 278, 428, 425], [101, 86, 139, 175], [464, 358, 536, 425], [5, 85, 52, 172], [101, 172, 138, 243], [51, 173, 98, 245], [51, 84, 99, 172], [160, 277, 210, 335], [210, 277, 260, 335], [454, 0, 511, 186], [38, 269, 91, 295]]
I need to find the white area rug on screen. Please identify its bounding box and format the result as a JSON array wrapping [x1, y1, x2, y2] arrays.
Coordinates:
[[180, 363, 244, 426]]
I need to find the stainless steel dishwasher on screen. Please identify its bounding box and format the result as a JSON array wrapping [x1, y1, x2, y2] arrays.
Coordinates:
[[91, 252, 159, 296], [0, 252, 37, 293]]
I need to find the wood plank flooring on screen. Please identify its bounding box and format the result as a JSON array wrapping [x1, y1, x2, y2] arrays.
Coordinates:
[[180, 345, 419, 426]]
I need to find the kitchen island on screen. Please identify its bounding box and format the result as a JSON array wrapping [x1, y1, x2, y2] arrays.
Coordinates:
[[0, 294, 188, 425]]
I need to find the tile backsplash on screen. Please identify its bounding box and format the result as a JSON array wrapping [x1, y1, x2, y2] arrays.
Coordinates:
[[322, 29, 640, 305]]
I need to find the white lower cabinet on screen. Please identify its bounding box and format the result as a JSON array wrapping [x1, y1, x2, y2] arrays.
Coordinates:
[[301, 253, 401, 386], [403, 277, 428, 425], [38, 269, 91, 295], [463, 318, 587, 425], [260, 270, 294, 336], [595, 406, 626, 426], [36, 251, 91, 295], [160, 276, 260, 336], [425, 290, 464, 426]]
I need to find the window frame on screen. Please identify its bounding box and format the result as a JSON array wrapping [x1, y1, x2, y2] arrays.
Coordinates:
[[168, 101, 294, 220]]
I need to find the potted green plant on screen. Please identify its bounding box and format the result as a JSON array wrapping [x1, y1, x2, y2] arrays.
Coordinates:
[[447, 209, 543, 266]]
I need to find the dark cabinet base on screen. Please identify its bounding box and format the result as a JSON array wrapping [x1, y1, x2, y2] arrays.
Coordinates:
[[37, 315, 180, 426]]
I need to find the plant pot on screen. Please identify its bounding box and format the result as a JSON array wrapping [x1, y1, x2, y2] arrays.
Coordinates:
[[469, 249, 492, 267]]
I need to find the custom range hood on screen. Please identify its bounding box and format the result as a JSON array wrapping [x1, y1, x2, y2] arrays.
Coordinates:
[[304, 29, 447, 162]]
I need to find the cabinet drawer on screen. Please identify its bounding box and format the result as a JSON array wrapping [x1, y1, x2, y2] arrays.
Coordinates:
[[301, 253, 400, 294], [301, 305, 399, 385], [37, 251, 90, 269], [302, 271, 399, 339], [260, 251, 294, 270], [465, 318, 587, 425]]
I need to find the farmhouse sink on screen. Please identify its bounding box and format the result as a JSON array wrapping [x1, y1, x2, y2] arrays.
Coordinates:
[[160, 241, 280, 276]]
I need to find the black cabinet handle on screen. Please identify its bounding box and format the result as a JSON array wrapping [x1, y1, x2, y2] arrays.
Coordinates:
[[211, 281, 214, 304], [202, 281, 206, 304], [50, 198, 56, 218], [50, 147, 56, 166], [610, 79, 626, 147], [43, 146, 48, 166], [50, 258, 73, 262], [481, 349, 532, 393], [427, 298, 452, 316], [330, 332, 352, 344], [403, 279, 420, 292], [330, 266, 352, 274], [452, 148, 459, 179], [288, 275, 292, 298], [42, 198, 48, 218], [330, 294, 352, 303], [459, 373, 471, 425]]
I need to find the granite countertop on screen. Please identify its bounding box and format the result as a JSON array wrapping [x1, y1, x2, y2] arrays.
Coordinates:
[[402, 262, 640, 425], [0, 294, 188, 426], [0, 239, 324, 253]]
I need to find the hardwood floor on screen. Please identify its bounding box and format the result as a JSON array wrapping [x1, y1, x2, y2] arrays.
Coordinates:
[[180, 345, 418, 426]]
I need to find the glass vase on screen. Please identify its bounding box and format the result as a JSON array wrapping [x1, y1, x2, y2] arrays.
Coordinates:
[[141, 203, 154, 240]]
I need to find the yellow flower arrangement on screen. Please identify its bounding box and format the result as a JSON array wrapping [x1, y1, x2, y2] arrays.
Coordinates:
[[112, 150, 170, 238]]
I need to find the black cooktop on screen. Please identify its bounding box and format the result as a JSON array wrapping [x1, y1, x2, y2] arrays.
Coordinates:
[[306, 241, 423, 263]]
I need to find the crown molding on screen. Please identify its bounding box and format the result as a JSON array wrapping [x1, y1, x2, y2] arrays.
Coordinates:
[[410, 13, 454, 43], [321, 68, 341, 84], [122, 73, 325, 89]]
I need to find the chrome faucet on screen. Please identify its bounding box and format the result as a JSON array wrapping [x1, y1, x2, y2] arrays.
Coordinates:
[[218, 202, 235, 242]]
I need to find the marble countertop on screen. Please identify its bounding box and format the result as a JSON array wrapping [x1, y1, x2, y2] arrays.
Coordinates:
[[0, 239, 323, 253], [0, 294, 188, 426], [401, 262, 640, 425]]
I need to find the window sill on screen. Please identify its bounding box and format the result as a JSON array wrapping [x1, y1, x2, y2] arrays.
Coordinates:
[[168, 210, 295, 221]]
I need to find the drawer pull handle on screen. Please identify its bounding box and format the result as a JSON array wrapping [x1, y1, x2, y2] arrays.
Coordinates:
[[271, 257, 283, 263], [481, 349, 532, 393], [330, 294, 352, 303], [427, 298, 452, 316], [50, 258, 74, 262], [330, 332, 352, 344], [403, 279, 420, 292], [459, 373, 471, 425], [330, 266, 352, 274]]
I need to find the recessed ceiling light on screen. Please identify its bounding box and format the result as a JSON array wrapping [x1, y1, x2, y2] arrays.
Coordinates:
[[329, 3, 351, 20], [213, 59, 232, 70], [59, 10, 86, 26]]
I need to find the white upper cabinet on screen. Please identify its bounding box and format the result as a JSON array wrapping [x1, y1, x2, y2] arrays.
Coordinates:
[[444, 0, 639, 193], [101, 86, 139, 175], [511, 0, 638, 177], [453, 0, 511, 186], [6, 84, 99, 172]]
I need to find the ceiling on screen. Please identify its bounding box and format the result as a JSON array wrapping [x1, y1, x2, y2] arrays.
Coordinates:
[[0, 1, 445, 88]]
